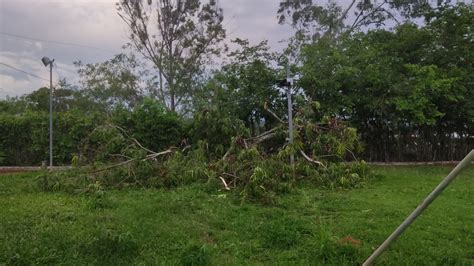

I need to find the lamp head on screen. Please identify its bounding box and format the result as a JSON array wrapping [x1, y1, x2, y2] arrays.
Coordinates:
[[41, 57, 52, 67]]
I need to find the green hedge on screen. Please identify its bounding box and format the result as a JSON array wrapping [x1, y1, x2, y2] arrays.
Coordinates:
[[0, 99, 185, 166], [0, 110, 98, 166]]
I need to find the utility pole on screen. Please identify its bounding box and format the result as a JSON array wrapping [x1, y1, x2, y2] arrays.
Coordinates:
[[49, 61, 53, 169], [286, 67, 294, 167], [42, 57, 54, 169]]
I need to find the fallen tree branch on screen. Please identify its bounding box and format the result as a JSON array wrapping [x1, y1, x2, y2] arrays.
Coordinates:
[[223, 172, 240, 187], [145, 149, 175, 160], [222, 146, 233, 161], [300, 150, 326, 168], [345, 147, 357, 161], [131, 137, 157, 154], [218, 176, 231, 191], [246, 127, 282, 147], [107, 123, 158, 154], [109, 154, 133, 160], [182, 145, 192, 153], [91, 149, 174, 174], [264, 102, 286, 124], [243, 139, 249, 149], [246, 127, 279, 141]]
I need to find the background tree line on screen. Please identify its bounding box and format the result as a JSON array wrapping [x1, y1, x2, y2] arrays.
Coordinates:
[[0, 1, 472, 166]]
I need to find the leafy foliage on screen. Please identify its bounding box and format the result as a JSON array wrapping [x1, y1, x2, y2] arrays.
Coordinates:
[[299, 4, 473, 161], [113, 98, 185, 152], [74, 54, 150, 111], [189, 108, 249, 157], [0, 110, 99, 166]]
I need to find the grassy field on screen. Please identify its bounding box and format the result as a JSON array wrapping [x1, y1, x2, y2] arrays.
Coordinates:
[[0, 166, 473, 265]]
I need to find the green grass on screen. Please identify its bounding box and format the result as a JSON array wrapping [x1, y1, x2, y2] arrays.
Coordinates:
[[0, 166, 473, 265]]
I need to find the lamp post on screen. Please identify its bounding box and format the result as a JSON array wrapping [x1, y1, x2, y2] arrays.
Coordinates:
[[286, 67, 294, 167], [41, 56, 54, 169], [277, 67, 294, 167]]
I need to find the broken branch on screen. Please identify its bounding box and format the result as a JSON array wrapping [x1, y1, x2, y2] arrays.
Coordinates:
[[264, 102, 285, 124], [300, 150, 326, 168], [91, 149, 174, 174], [218, 176, 231, 191]]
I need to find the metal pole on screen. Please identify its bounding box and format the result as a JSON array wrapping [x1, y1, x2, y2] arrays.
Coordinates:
[[286, 68, 294, 166], [49, 61, 53, 169], [363, 150, 474, 266]]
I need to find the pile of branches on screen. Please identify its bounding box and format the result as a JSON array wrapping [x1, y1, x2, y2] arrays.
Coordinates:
[[41, 102, 371, 203]]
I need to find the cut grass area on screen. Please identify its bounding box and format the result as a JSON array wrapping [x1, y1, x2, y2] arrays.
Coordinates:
[[0, 166, 472, 265]]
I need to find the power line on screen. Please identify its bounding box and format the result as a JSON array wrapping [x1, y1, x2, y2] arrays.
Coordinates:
[[0, 62, 50, 82], [0, 31, 120, 54]]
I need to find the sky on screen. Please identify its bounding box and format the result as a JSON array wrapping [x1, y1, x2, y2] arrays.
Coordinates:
[[2, 0, 470, 99], [0, 0, 296, 99]]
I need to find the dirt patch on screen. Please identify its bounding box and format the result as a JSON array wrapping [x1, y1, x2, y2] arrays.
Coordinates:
[[0, 167, 41, 175], [0, 166, 72, 175]]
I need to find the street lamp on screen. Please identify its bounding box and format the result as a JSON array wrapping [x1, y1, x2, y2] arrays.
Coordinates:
[[42, 56, 54, 169]]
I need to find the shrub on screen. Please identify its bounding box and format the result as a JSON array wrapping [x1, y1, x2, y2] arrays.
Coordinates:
[[0, 110, 100, 166], [189, 108, 249, 158], [113, 98, 184, 152]]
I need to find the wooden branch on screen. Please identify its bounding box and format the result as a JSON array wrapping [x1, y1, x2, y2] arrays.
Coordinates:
[[246, 127, 282, 147], [107, 123, 158, 154], [264, 102, 286, 124], [146, 149, 175, 160], [340, 0, 357, 25], [300, 150, 326, 168], [91, 158, 138, 174], [109, 154, 133, 160], [182, 145, 192, 153], [345, 147, 358, 161], [218, 176, 231, 191], [323, 0, 357, 38], [349, 0, 388, 33], [250, 132, 279, 146], [91, 149, 174, 174], [222, 146, 233, 161], [223, 173, 240, 187], [243, 139, 249, 150], [223, 172, 240, 180]]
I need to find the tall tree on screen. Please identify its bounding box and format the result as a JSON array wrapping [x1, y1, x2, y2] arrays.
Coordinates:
[[197, 39, 284, 136], [298, 4, 473, 161], [277, 0, 448, 61], [117, 0, 226, 112], [74, 53, 149, 111]]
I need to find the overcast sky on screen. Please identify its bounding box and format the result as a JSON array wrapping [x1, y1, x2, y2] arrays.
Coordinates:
[[0, 0, 298, 98], [2, 0, 469, 99]]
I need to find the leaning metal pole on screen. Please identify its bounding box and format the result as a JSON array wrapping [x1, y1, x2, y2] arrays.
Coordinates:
[[363, 150, 474, 266]]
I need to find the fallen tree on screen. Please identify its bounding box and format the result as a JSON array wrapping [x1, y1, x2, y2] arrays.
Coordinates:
[[38, 101, 371, 204]]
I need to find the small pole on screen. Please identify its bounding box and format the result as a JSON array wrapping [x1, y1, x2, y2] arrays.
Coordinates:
[[286, 67, 294, 166], [363, 150, 474, 266], [49, 60, 54, 169]]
